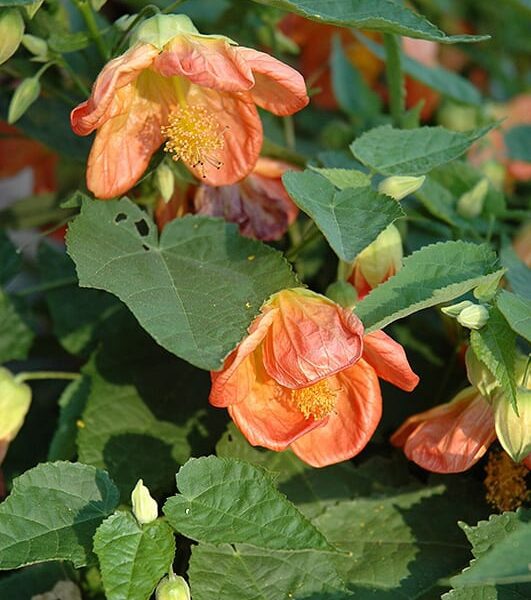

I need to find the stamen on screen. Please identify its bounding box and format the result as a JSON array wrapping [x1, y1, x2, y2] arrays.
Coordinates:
[[291, 379, 336, 420], [161, 106, 225, 178], [484, 449, 529, 512]]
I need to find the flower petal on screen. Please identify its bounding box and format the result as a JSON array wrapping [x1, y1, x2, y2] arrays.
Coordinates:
[[153, 35, 254, 92], [362, 330, 419, 391], [228, 361, 325, 451], [262, 289, 364, 389], [391, 388, 496, 473], [236, 47, 309, 116], [291, 360, 381, 467], [209, 307, 277, 408], [71, 44, 158, 136]]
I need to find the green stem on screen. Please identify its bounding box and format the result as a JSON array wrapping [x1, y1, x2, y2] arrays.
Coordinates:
[[383, 33, 405, 128], [336, 259, 352, 282], [14, 277, 78, 297], [112, 4, 160, 55], [59, 59, 90, 97], [162, 0, 188, 14], [283, 116, 296, 151], [286, 224, 321, 262], [74, 0, 108, 61], [14, 371, 80, 384]]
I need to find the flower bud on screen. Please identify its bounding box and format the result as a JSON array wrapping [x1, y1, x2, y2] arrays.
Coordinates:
[[8, 77, 41, 124], [0, 367, 32, 464], [441, 300, 474, 318], [25, 0, 44, 19], [326, 281, 357, 310], [22, 34, 48, 60], [0, 9, 25, 66], [131, 479, 158, 525], [156, 574, 191, 600], [156, 162, 175, 203], [465, 347, 499, 400], [494, 387, 531, 463], [378, 175, 425, 201], [456, 178, 489, 219], [456, 304, 489, 330], [437, 102, 477, 132]]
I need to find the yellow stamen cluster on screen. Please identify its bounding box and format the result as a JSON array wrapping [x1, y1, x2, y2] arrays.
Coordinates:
[[161, 106, 224, 177], [484, 449, 529, 512], [291, 379, 336, 420]]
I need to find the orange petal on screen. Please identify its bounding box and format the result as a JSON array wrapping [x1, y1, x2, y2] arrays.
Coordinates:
[[391, 388, 496, 473], [236, 47, 309, 116], [362, 330, 419, 391], [228, 361, 325, 451], [262, 289, 364, 389], [291, 360, 381, 467], [71, 44, 158, 136], [183, 86, 262, 186], [209, 307, 278, 408], [153, 36, 254, 92]]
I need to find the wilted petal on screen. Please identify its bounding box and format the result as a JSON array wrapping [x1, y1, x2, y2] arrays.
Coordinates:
[[262, 289, 364, 389], [236, 47, 309, 116], [291, 360, 381, 467], [362, 330, 419, 391]]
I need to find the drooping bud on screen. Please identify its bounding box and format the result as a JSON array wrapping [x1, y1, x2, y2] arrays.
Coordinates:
[[156, 162, 175, 203], [465, 347, 499, 401], [0, 9, 25, 66], [441, 300, 474, 318], [21, 34, 48, 60], [131, 479, 158, 525], [326, 280, 358, 310], [8, 77, 41, 124], [378, 175, 425, 201], [456, 304, 489, 330], [156, 573, 191, 600], [0, 367, 32, 464], [456, 178, 489, 219], [494, 387, 531, 464]]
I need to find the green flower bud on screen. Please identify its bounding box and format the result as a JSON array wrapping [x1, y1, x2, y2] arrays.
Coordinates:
[[465, 347, 499, 400], [156, 162, 175, 203], [8, 76, 41, 124], [0, 367, 32, 464], [156, 574, 191, 600], [494, 387, 531, 463], [440, 300, 474, 318], [378, 175, 425, 201], [0, 9, 25, 66], [456, 178, 489, 219], [326, 281, 357, 310], [131, 479, 158, 525], [456, 304, 489, 330], [22, 34, 48, 59]]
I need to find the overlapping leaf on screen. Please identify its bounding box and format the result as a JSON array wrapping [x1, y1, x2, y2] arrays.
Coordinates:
[[496, 290, 531, 343]]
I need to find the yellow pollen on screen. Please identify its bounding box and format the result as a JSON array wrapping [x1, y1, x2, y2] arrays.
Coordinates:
[[161, 105, 225, 177], [291, 379, 336, 420], [484, 449, 529, 512]]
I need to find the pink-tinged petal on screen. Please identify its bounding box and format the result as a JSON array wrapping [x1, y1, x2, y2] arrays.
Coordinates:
[[262, 289, 364, 389], [71, 44, 158, 136], [362, 330, 419, 392], [153, 35, 254, 92], [391, 388, 496, 474], [228, 361, 325, 451], [236, 47, 309, 116], [252, 157, 296, 179], [291, 360, 381, 467], [183, 86, 262, 185], [209, 307, 278, 408]]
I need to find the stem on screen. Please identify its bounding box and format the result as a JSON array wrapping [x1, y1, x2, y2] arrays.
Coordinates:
[[286, 224, 321, 262], [74, 0, 108, 61], [162, 0, 188, 14], [383, 34, 405, 128], [336, 259, 352, 281], [283, 116, 296, 151], [14, 277, 78, 297], [112, 4, 160, 55], [59, 59, 90, 97], [14, 371, 80, 384]]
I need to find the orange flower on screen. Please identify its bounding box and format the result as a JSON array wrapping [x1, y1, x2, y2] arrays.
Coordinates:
[[71, 14, 308, 199], [210, 288, 419, 467], [402, 38, 440, 121], [194, 157, 298, 240]]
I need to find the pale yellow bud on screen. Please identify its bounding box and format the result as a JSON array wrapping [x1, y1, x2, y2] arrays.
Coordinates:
[[156, 163, 175, 203], [457, 178, 489, 219], [131, 479, 158, 525], [0, 9, 25, 66], [354, 224, 403, 289], [465, 347, 499, 400], [156, 574, 191, 600], [8, 77, 41, 124], [378, 175, 426, 201], [441, 300, 474, 318], [456, 304, 489, 330], [494, 387, 531, 463], [0, 368, 32, 464]]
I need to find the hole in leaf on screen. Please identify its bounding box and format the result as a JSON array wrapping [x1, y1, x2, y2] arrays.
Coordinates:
[[114, 213, 127, 223], [142, 244, 150, 251], [135, 219, 149, 237]]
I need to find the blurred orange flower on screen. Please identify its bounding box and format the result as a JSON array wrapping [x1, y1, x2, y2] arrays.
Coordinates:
[[210, 288, 418, 467], [71, 15, 308, 199]]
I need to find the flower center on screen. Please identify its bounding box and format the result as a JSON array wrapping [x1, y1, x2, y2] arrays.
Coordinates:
[[291, 379, 336, 420], [484, 449, 528, 512], [161, 105, 225, 178]]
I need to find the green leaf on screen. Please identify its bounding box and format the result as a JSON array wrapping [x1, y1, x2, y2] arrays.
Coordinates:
[[48, 31, 90, 53], [351, 124, 495, 176], [66, 198, 297, 370], [0, 231, 20, 285], [283, 170, 404, 261], [496, 290, 531, 343], [0, 563, 76, 599], [0, 0, 34, 5], [500, 245, 531, 300], [505, 125, 531, 161], [164, 456, 332, 551], [0, 461, 119, 569], [94, 512, 175, 600], [0, 290, 34, 363], [355, 241, 502, 332], [470, 307, 517, 410], [249, 0, 488, 43], [308, 167, 371, 190]]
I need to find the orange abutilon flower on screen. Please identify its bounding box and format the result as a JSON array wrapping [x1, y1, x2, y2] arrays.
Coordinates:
[[71, 14, 308, 199], [210, 288, 419, 467]]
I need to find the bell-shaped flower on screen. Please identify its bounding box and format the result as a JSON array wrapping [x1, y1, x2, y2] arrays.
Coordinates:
[[210, 288, 418, 467], [0, 367, 32, 465], [71, 14, 308, 199]]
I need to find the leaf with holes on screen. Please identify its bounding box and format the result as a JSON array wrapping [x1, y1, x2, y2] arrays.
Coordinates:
[[66, 198, 297, 370], [355, 241, 503, 332]]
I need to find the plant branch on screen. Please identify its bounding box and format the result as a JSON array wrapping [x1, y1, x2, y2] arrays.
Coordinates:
[[383, 33, 405, 128]]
